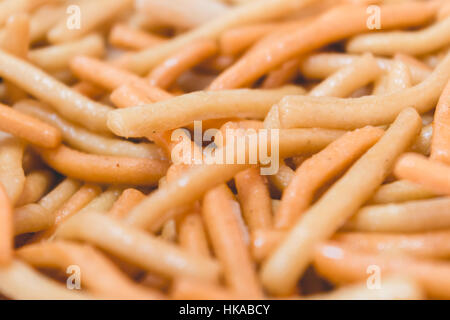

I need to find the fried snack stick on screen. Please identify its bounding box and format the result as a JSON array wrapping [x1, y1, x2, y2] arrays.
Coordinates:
[[0, 13, 30, 103], [14, 100, 165, 159], [374, 59, 412, 95], [148, 40, 218, 90], [250, 229, 284, 262], [203, 184, 263, 298], [109, 24, 166, 51], [137, 0, 229, 30], [0, 133, 25, 205], [431, 80, 450, 164], [268, 163, 295, 191], [178, 213, 211, 257], [0, 103, 61, 148], [17, 241, 164, 300], [72, 81, 104, 99], [347, 16, 450, 56], [209, 2, 436, 89], [305, 275, 424, 300], [36, 145, 169, 186], [275, 126, 384, 230], [333, 231, 450, 259], [261, 108, 422, 296], [309, 53, 381, 97], [69, 56, 173, 101], [14, 178, 81, 235], [110, 83, 154, 108], [0, 184, 13, 266], [122, 0, 316, 74], [29, 3, 64, 43], [276, 52, 450, 130], [171, 278, 240, 300], [344, 197, 450, 233], [314, 242, 450, 299], [0, 50, 113, 133], [108, 86, 306, 136], [16, 169, 55, 206], [55, 211, 221, 283], [299, 52, 431, 85], [394, 153, 450, 195], [109, 188, 146, 219], [28, 34, 105, 72], [262, 58, 301, 89], [220, 23, 278, 56], [0, 259, 91, 300], [37, 184, 102, 240], [47, 0, 132, 43], [235, 168, 272, 232], [367, 180, 437, 204], [123, 128, 342, 232]]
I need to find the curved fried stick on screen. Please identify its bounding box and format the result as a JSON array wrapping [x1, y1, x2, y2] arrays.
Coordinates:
[[0, 184, 13, 265], [36, 144, 169, 186], [431, 80, 450, 164], [347, 16, 450, 56], [0, 50, 113, 132]]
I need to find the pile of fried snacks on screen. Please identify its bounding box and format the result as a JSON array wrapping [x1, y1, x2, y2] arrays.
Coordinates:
[[0, 0, 449, 300]]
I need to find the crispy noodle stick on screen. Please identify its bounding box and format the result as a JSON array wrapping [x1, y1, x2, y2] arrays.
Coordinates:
[[109, 188, 146, 219], [220, 23, 278, 56], [374, 58, 412, 95], [344, 197, 450, 233], [0, 50, 113, 133], [202, 184, 262, 298], [262, 58, 301, 89], [47, 0, 132, 43], [209, 2, 436, 89], [0, 259, 91, 300], [276, 52, 450, 130], [0, 184, 13, 265], [69, 56, 173, 101], [431, 80, 450, 164], [39, 183, 102, 239], [16, 169, 55, 207], [347, 16, 450, 56], [55, 211, 221, 283], [110, 83, 154, 108], [0, 133, 25, 205], [108, 86, 306, 136], [314, 242, 450, 299], [333, 231, 450, 259], [122, 0, 317, 74], [36, 145, 169, 186], [14, 178, 81, 235], [261, 108, 422, 296], [299, 52, 431, 85], [148, 40, 218, 89], [178, 213, 210, 257], [17, 241, 163, 299], [309, 53, 381, 98], [275, 126, 384, 229], [137, 0, 229, 30], [367, 180, 437, 205], [108, 24, 166, 51], [28, 34, 105, 72], [305, 275, 423, 300], [14, 100, 165, 159], [0, 102, 61, 148], [394, 153, 450, 195], [251, 229, 284, 262], [235, 168, 272, 231]]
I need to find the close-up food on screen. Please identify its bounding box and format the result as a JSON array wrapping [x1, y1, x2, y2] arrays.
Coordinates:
[[0, 0, 449, 303]]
